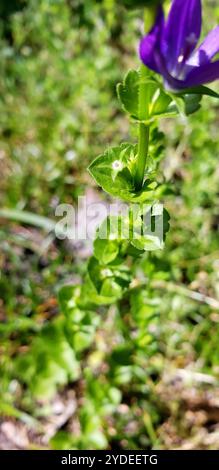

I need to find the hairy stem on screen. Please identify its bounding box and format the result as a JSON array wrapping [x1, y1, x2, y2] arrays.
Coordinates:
[[134, 5, 158, 192], [134, 65, 150, 191], [135, 122, 149, 190]]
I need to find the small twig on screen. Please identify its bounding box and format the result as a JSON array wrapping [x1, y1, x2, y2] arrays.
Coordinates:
[[173, 368, 217, 385], [152, 280, 219, 310]]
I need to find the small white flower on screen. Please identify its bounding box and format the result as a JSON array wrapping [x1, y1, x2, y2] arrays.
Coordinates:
[[112, 160, 123, 171]]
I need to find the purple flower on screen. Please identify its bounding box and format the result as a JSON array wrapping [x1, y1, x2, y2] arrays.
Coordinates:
[[139, 0, 219, 91]]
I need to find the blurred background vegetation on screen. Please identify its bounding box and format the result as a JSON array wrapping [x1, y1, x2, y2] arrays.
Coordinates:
[[0, 0, 219, 450]]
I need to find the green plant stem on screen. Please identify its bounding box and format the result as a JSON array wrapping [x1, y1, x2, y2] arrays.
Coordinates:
[[134, 65, 150, 191], [135, 122, 149, 190], [134, 6, 157, 192]]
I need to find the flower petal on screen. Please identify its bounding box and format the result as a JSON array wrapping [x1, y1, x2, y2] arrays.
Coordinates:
[[154, 51, 188, 90], [139, 7, 164, 73], [187, 26, 219, 66], [162, 0, 202, 73], [184, 60, 219, 87]]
